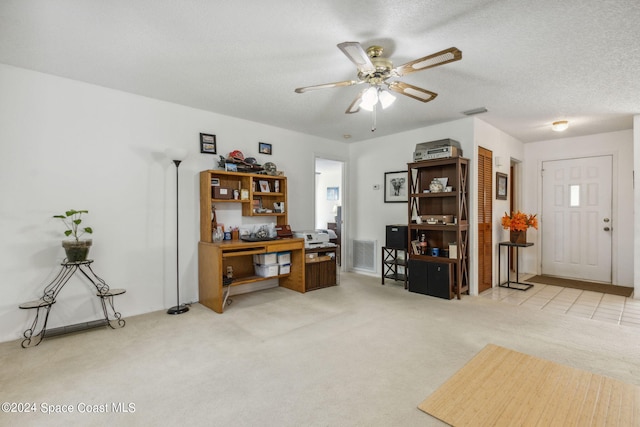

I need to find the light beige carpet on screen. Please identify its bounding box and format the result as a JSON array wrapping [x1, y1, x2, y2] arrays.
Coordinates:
[[419, 344, 640, 426], [527, 275, 634, 297]]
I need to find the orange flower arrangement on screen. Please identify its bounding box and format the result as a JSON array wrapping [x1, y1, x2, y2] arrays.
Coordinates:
[[501, 211, 538, 232]]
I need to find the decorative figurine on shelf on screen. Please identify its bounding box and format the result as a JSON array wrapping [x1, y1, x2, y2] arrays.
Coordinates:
[[429, 178, 444, 193]]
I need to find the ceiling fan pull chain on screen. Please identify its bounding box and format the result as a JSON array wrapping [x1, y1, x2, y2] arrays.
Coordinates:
[[371, 104, 377, 132]]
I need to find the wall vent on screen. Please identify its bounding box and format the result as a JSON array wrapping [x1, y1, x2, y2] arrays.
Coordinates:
[[462, 107, 488, 116], [352, 239, 376, 272]]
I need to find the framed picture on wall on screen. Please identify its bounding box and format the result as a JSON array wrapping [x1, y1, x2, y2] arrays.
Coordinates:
[[200, 133, 217, 154], [327, 187, 339, 201], [496, 172, 508, 200], [258, 142, 272, 155], [384, 171, 408, 203]]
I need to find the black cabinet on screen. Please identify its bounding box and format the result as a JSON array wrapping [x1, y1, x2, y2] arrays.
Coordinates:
[[408, 259, 453, 299]]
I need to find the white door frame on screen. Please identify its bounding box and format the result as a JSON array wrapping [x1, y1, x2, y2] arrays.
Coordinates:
[[314, 154, 347, 272]]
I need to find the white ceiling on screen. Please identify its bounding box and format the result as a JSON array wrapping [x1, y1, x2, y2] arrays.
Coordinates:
[[1, 0, 639, 143]]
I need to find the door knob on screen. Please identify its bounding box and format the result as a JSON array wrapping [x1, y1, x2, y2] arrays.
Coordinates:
[[603, 218, 610, 223], [604, 227, 611, 231]]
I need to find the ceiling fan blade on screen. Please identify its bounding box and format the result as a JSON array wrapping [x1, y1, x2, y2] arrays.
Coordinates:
[[337, 42, 376, 74], [294, 80, 358, 93], [394, 47, 462, 76], [345, 88, 367, 114], [388, 81, 438, 103]]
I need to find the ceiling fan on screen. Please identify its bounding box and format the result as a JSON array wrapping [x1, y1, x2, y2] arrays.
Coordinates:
[[294, 42, 462, 115]]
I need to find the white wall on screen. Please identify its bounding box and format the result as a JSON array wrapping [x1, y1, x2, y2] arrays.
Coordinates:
[[0, 64, 347, 343], [472, 119, 525, 288], [315, 166, 342, 230], [523, 129, 634, 290], [1, 63, 636, 344], [347, 118, 475, 275]]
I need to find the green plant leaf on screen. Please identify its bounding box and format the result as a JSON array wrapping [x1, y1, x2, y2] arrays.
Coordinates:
[[64, 230, 72, 236], [53, 215, 66, 219], [66, 210, 78, 216], [84, 227, 93, 233], [73, 219, 82, 225]]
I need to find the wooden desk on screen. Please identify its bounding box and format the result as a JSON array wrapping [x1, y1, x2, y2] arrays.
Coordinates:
[[198, 238, 305, 313]]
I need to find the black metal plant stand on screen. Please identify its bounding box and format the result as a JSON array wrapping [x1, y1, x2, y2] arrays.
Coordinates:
[[19, 259, 126, 348], [381, 246, 408, 289], [498, 241, 534, 291]]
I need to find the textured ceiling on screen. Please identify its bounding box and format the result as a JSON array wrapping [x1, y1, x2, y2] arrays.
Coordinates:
[[1, 0, 638, 143]]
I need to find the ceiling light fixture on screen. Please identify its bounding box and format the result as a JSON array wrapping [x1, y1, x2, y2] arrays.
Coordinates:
[[359, 86, 396, 111], [552, 120, 569, 132], [378, 90, 396, 109], [359, 87, 378, 111]]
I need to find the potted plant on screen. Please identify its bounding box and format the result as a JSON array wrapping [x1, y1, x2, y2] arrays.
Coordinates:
[[53, 209, 93, 262], [501, 211, 538, 244]]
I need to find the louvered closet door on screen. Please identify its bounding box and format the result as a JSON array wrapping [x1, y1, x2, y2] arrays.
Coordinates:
[[478, 147, 493, 293]]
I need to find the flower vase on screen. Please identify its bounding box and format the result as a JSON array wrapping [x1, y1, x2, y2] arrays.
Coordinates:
[[510, 230, 527, 244]]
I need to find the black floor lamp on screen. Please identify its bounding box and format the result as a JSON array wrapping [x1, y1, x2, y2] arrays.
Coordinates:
[[167, 149, 189, 315]]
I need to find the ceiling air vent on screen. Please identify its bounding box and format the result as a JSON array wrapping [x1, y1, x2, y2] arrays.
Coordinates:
[[462, 107, 488, 116]]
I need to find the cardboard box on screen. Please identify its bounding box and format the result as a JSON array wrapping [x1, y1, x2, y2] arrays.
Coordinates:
[[305, 255, 332, 263], [213, 187, 233, 199], [254, 253, 277, 265], [254, 264, 279, 277], [277, 251, 291, 265]]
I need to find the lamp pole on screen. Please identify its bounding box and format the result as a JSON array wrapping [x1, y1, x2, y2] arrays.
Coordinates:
[[167, 157, 189, 315]]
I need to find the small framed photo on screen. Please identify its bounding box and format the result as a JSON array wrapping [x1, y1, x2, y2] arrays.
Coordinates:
[[200, 133, 217, 154], [259, 180, 270, 192], [258, 142, 272, 155], [211, 178, 220, 186], [496, 172, 508, 200], [327, 187, 339, 201], [225, 163, 237, 172], [384, 171, 408, 203]]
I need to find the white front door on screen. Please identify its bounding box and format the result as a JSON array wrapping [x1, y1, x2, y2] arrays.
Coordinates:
[[541, 156, 612, 282]]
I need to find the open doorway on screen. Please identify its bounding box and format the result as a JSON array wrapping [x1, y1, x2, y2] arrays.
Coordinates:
[[315, 157, 345, 267]]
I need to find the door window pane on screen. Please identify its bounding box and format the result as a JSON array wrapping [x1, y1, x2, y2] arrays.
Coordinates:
[[569, 184, 580, 207]]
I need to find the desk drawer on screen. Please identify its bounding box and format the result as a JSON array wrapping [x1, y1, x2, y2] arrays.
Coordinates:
[[266, 241, 302, 252]]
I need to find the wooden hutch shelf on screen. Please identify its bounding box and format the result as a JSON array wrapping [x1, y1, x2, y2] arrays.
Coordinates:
[[407, 157, 470, 299]]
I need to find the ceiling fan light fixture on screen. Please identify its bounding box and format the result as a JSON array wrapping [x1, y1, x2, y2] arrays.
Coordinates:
[[379, 90, 396, 109], [552, 120, 569, 132], [360, 86, 379, 111]]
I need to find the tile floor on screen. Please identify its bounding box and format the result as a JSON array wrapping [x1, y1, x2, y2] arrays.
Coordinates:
[[481, 275, 640, 328]]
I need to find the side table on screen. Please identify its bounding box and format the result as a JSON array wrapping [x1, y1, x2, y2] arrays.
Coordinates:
[[381, 246, 408, 289], [19, 259, 126, 348], [498, 241, 534, 291]]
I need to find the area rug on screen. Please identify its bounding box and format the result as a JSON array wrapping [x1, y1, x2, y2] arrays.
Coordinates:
[[526, 275, 634, 297], [418, 344, 640, 426]]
